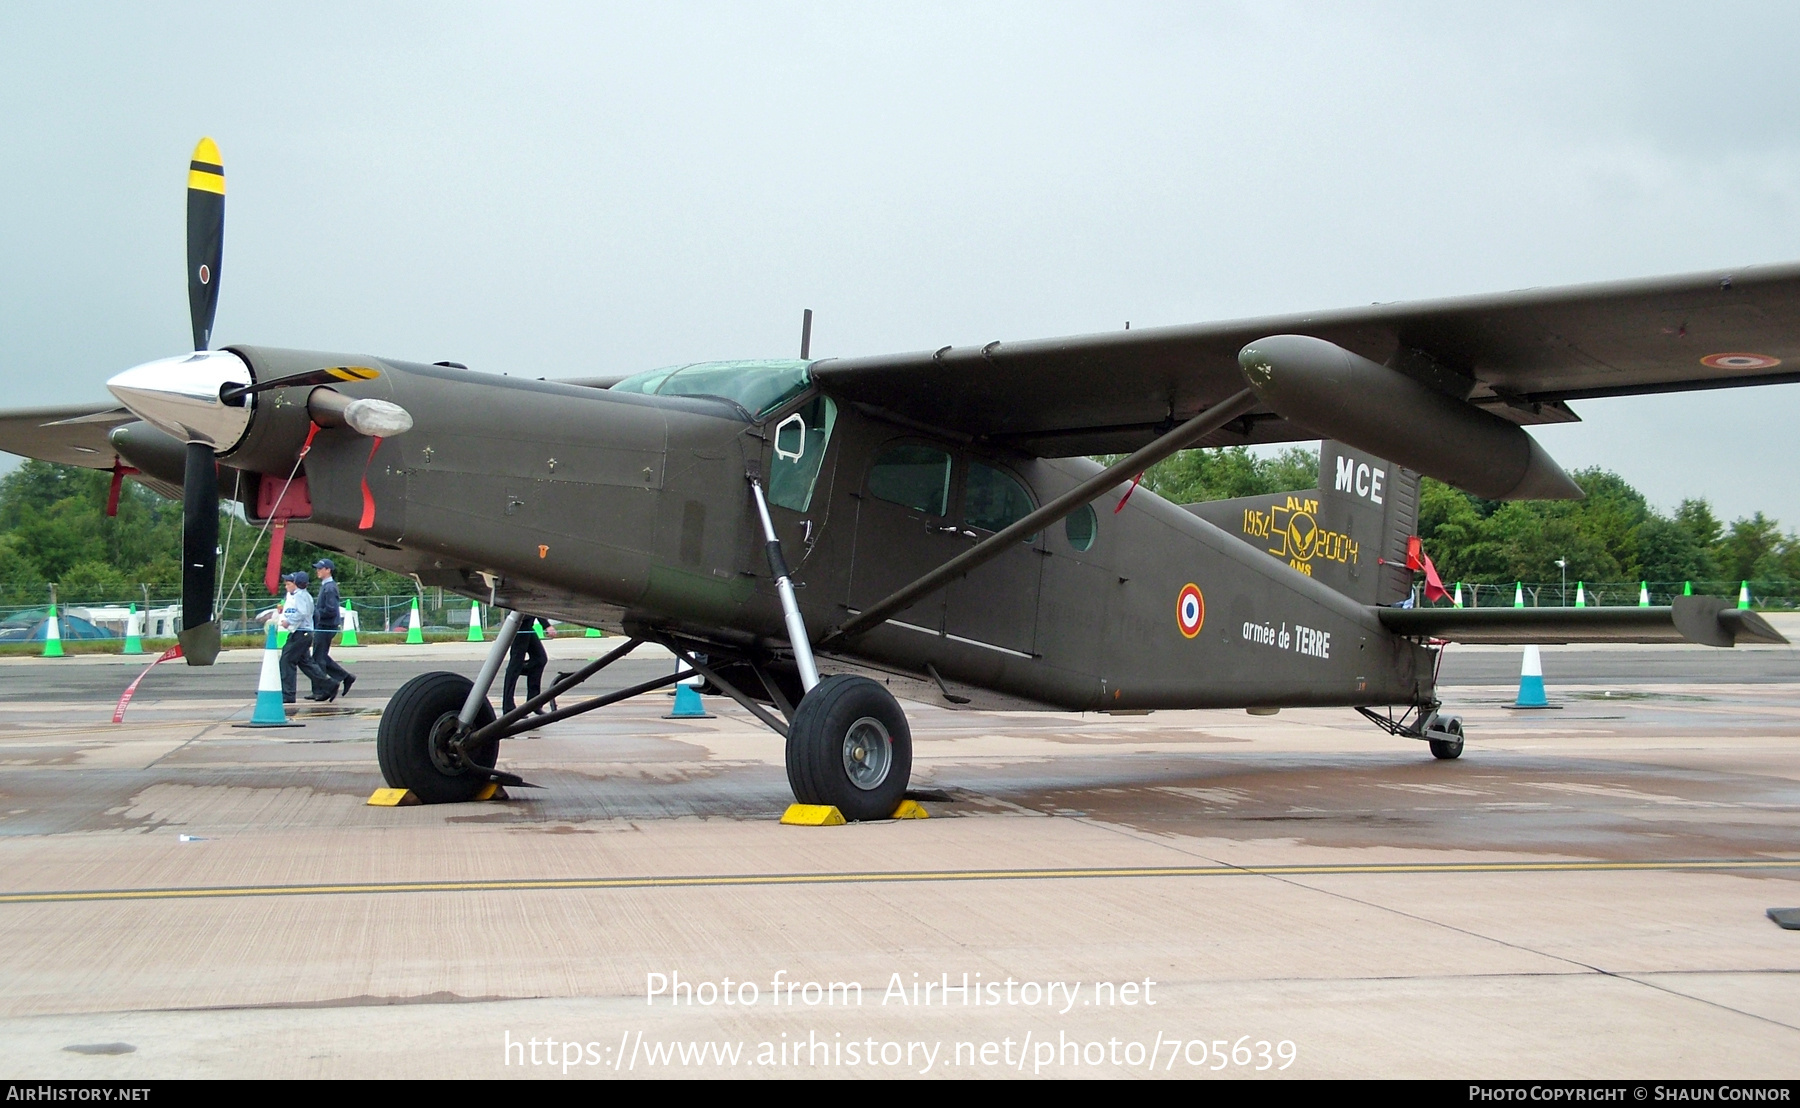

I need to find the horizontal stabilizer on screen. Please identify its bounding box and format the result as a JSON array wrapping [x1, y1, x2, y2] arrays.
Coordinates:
[[1376, 595, 1787, 647]]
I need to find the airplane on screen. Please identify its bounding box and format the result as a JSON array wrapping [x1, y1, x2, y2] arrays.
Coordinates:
[[2, 138, 1790, 820]]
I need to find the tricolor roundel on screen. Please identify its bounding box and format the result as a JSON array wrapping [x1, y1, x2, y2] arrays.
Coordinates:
[[1176, 583, 1205, 639]]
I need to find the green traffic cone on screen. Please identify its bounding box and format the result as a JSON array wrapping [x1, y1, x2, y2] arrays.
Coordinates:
[[1575, 582, 1586, 608], [1638, 581, 1650, 607], [585, 625, 604, 638], [466, 600, 484, 642], [42, 599, 64, 658], [1513, 582, 1525, 608], [339, 599, 361, 647], [123, 602, 144, 655], [1683, 581, 1692, 596], [1738, 581, 1752, 610], [405, 596, 425, 644]]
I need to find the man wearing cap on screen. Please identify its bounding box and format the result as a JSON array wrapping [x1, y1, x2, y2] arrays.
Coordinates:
[[308, 559, 354, 700], [274, 571, 328, 705]]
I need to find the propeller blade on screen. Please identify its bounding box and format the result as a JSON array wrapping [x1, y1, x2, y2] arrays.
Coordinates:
[[177, 441, 222, 665], [186, 138, 225, 352], [221, 365, 381, 404]]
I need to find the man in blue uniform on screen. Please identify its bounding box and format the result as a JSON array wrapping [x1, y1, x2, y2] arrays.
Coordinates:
[[307, 559, 355, 700], [274, 571, 328, 704]]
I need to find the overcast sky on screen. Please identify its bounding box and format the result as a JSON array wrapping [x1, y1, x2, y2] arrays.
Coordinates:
[[5, 2, 1800, 525]]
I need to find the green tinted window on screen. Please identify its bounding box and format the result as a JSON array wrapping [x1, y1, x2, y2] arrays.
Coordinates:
[[868, 444, 952, 516], [1065, 503, 1097, 551], [611, 360, 811, 418], [768, 396, 837, 512], [965, 462, 1035, 534]]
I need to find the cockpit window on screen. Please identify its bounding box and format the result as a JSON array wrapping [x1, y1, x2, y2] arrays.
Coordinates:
[[611, 360, 812, 418]]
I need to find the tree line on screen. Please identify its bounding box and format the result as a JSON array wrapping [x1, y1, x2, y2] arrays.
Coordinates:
[[1113, 446, 1800, 601], [0, 460, 414, 607]]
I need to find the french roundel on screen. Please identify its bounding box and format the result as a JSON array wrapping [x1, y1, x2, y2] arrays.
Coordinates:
[[1700, 352, 1780, 370], [1176, 583, 1205, 639]]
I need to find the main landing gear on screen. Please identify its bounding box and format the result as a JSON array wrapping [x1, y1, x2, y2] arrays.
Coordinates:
[[373, 613, 916, 818], [1355, 702, 1466, 760]]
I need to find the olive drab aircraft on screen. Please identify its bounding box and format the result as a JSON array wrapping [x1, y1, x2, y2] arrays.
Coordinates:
[[2, 139, 1791, 819]]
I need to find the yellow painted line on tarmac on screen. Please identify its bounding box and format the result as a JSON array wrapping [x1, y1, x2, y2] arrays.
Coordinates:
[[1, 858, 1797, 906]]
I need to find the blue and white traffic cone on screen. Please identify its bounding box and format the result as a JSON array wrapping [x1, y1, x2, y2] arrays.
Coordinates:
[[236, 622, 302, 728], [1508, 644, 1556, 709]]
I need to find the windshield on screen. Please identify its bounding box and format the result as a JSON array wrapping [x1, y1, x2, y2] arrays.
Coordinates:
[[610, 360, 812, 418]]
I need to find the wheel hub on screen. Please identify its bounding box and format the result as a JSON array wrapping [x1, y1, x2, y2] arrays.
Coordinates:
[[841, 716, 892, 791], [427, 714, 472, 775]]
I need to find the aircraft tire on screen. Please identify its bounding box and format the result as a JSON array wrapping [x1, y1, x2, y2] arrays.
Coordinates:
[[1426, 715, 1465, 760], [785, 674, 912, 821], [376, 671, 499, 803]]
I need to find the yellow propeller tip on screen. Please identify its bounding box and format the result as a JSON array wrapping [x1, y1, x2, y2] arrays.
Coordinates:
[[188, 137, 225, 195]]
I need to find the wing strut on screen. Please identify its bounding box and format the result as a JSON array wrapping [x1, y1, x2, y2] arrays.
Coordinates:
[[819, 387, 1261, 649]]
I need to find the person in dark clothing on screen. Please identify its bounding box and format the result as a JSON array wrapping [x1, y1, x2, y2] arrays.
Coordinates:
[[502, 615, 555, 713], [307, 559, 354, 701], [274, 571, 329, 704]]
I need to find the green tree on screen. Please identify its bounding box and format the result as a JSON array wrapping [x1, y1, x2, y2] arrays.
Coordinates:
[[1717, 513, 1782, 584], [1126, 445, 1320, 504], [1633, 516, 1710, 585]]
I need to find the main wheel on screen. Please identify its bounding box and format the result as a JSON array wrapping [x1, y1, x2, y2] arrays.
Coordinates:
[[785, 674, 912, 821], [1426, 715, 1465, 760], [376, 671, 499, 803]]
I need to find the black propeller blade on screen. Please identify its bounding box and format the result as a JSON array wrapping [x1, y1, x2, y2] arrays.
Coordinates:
[[179, 442, 222, 665], [186, 137, 225, 353], [178, 137, 227, 665]]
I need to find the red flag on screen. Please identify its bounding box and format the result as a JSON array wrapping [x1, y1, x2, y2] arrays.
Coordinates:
[[1406, 536, 1449, 603]]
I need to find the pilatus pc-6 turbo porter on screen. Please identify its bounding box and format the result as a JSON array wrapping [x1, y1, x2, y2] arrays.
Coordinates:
[[4, 139, 1789, 819]]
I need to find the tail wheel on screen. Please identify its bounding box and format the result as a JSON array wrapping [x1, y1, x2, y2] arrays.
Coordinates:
[[1427, 715, 1465, 760], [376, 671, 498, 803], [785, 674, 912, 821]]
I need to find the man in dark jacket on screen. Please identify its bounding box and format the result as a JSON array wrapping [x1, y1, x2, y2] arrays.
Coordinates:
[[502, 615, 556, 714], [307, 559, 355, 700]]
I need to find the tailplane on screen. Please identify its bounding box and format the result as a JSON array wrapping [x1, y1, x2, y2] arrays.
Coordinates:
[[1185, 442, 1421, 605]]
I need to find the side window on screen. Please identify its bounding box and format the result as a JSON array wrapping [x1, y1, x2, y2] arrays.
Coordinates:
[[965, 461, 1036, 536], [767, 396, 837, 512], [867, 443, 952, 516], [1065, 503, 1097, 551]]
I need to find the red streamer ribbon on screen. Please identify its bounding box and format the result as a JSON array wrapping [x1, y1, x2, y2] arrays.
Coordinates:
[[358, 437, 384, 530], [1113, 472, 1144, 514], [113, 645, 185, 723]]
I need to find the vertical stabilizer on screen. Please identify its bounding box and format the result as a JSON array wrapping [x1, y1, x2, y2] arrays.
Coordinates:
[[1185, 441, 1420, 605]]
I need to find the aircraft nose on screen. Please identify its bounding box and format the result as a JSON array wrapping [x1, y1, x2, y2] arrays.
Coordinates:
[[106, 349, 255, 450]]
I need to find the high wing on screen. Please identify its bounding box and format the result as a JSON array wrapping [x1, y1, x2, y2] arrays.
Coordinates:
[[811, 261, 1800, 457], [0, 405, 136, 469]]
